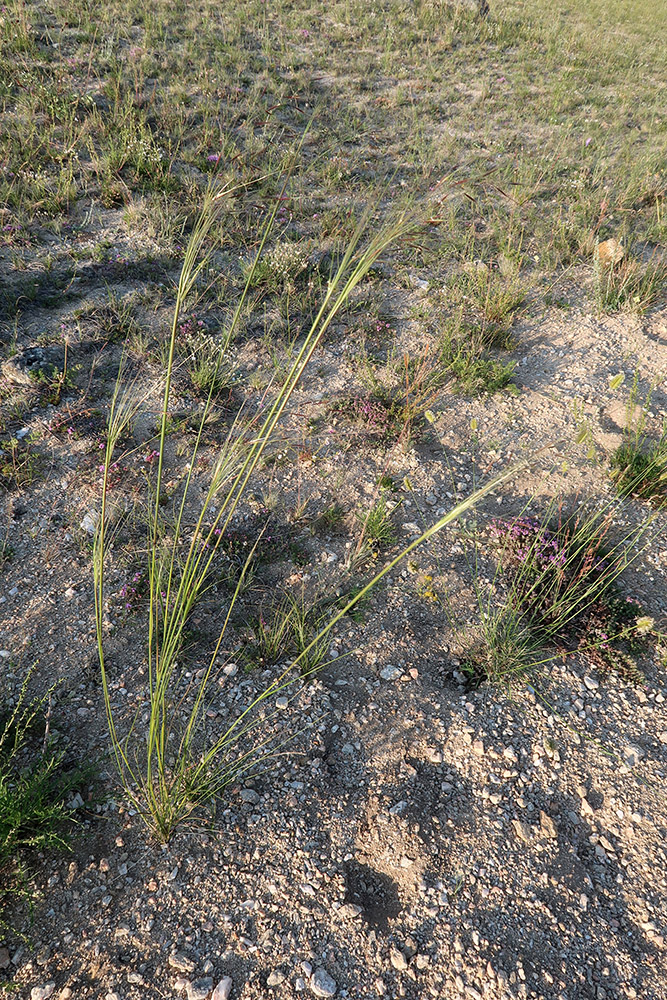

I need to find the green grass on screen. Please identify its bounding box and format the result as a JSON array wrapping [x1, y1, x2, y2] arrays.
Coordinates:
[[0, 672, 87, 927], [459, 506, 657, 689]]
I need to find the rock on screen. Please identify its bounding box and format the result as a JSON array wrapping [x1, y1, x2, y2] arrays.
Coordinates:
[[240, 788, 260, 805], [267, 971, 286, 987], [539, 811, 558, 839], [0, 947, 9, 969], [511, 819, 532, 844], [187, 979, 214, 1000], [390, 946, 408, 971], [2, 346, 64, 387], [623, 745, 643, 767], [596, 238, 624, 268], [170, 952, 196, 974], [212, 979, 233, 1000], [427, 748, 443, 764], [80, 511, 98, 535], [380, 665, 403, 681], [275, 696, 289, 709], [583, 675, 599, 691], [31, 986, 56, 1000], [580, 797, 594, 818], [311, 968, 337, 997]]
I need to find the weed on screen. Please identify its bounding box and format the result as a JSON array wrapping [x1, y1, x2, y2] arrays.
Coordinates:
[[0, 671, 87, 926], [0, 438, 41, 491], [594, 242, 667, 313], [608, 376, 667, 505], [356, 493, 398, 556], [312, 503, 346, 534], [461, 507, 656, 689]]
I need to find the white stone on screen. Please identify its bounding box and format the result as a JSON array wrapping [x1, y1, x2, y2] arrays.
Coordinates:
[[212, 978, 233, 1000], [31, 986, 55, 1000], [380, 665, 403, 681], [311, 968, 337, 997]]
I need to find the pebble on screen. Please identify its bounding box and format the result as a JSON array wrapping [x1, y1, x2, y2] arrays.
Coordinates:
[[623, 745, 643, 766], [240, 789, 260, 805], [31, 986, 55, 1000], [0, 947, 9, 969], [80, 511, 98, 534], [187, 979, 214, 1000], [311, 968, 337, 997], [583, 675, 599, 691], [267, 971, 286, 987], [212, 978, 233, 1000], [380, 665, 403, 681], [390, 946, 408, 971], [539, 811, 558, 839], [170, 953, 196, 974], [512, 819, 532, 844], [275, 697, 289, 709]]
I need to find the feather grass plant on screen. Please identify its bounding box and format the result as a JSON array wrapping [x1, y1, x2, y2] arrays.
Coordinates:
[[94, 183, 551, 841]]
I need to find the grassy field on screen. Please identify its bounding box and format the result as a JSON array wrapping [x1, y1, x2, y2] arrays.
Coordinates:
[[1, 0, 667, 997]]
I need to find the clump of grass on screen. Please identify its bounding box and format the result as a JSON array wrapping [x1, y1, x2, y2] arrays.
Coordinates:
[[608, 376, 667, 506], [0, 672, 86, 927], [311, 503, 346, 534], [94, 184, 422, 841], [356, 493, 398, 556], [610, 441, 667, 505], [243, 239, 312, 291], [0, 437, 41, 490], [242, 594, 329, 675], [438, 319, 517, 396], [461, 507, 657, 688], [181, 320, 236, 399], [594, 242, 667, 314]]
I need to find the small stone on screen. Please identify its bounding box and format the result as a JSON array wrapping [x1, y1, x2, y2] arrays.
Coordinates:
[[58, 990, 72, 1000], [427, 748, 443, 764], [170, 952, 196, 974], [390, 946, 408, 971], [512, 819, 532, 844], [311, 968, 337, 997], [539, 811, 558, 839], [80, 511, 98, 535], [267, 971, 286, 987], [127, 972, 144, 985], [187, 979, 214, 1000], [658, 731, 667, 745], [240, 789, 260, 805], [380, 665, 403, 681], [0, 947, 9, 969], [275, 696, 289, 709], [212, 978, 233, 1000], [623, 745, 643, 767], [583, 675, 599, 692], [31, 986, 56, 1000], [472, 740, 485, 756], [105, 993, 121, 1000]]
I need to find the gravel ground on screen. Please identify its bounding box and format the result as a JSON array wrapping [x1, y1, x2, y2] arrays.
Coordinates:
[[1, 285, 666, 1000]]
